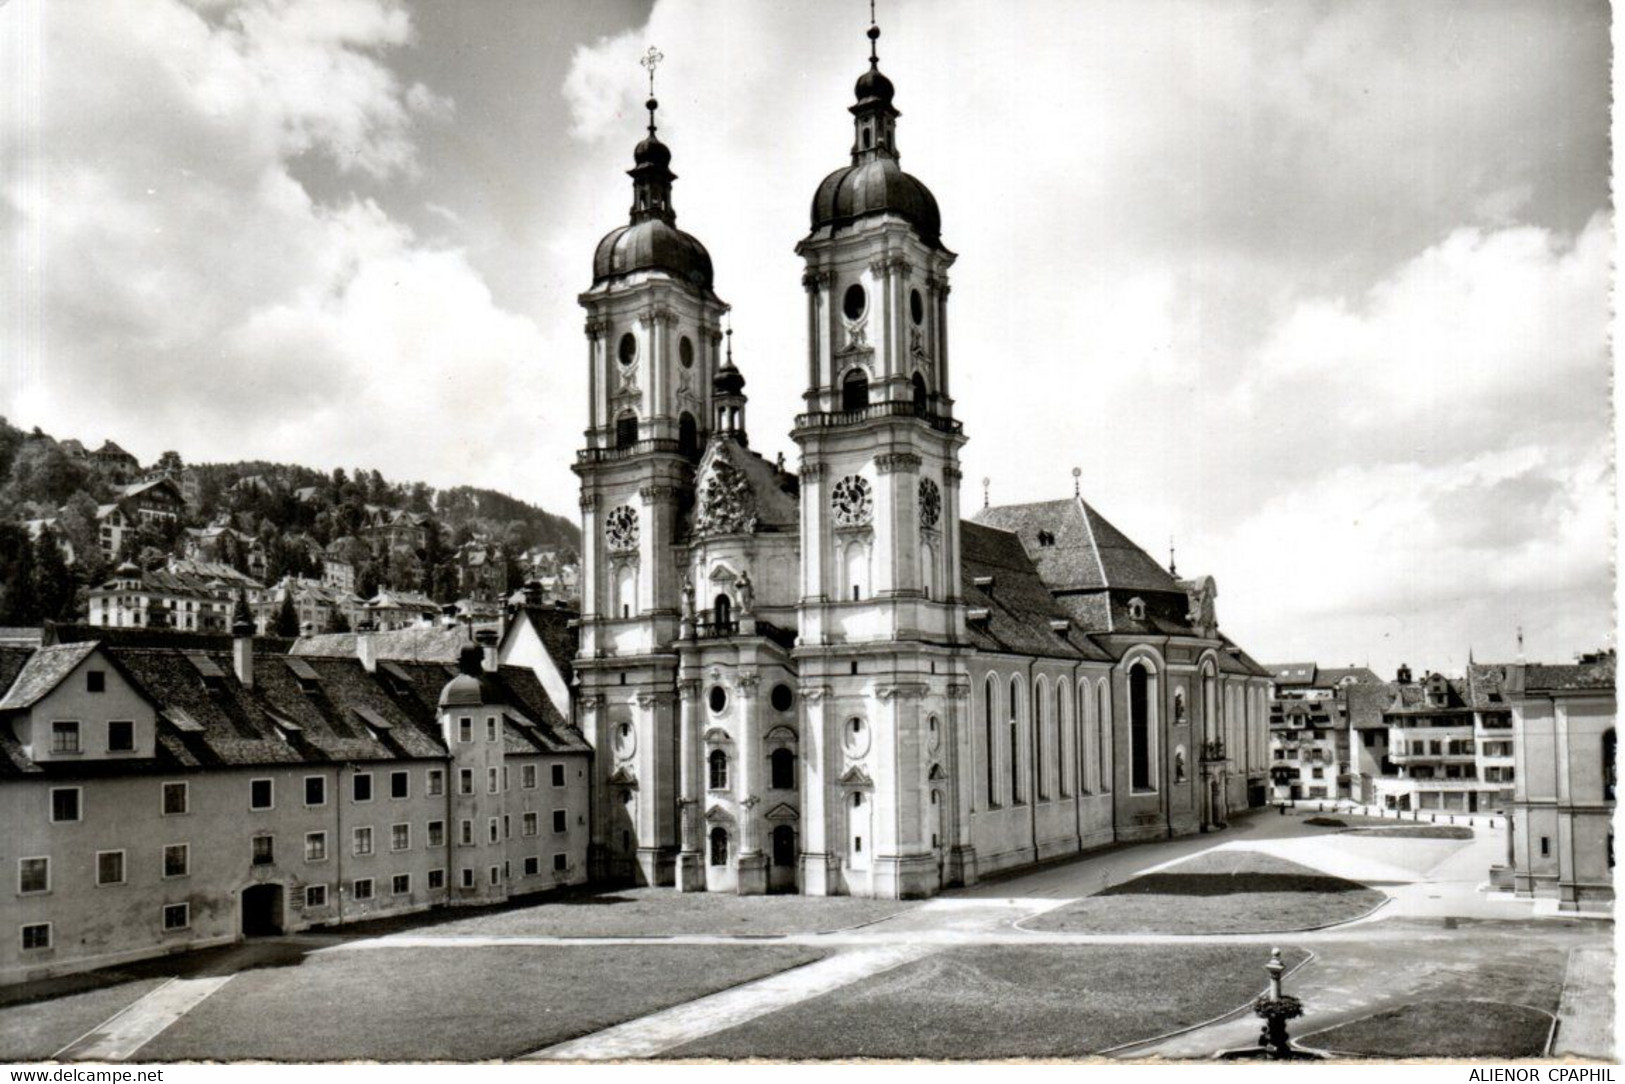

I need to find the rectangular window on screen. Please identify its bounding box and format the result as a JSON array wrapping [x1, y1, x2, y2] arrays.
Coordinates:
[[426, 769, 444, 796], [51, 721, 81, 754], [352, 877, 374, 901], [488, 818, 499, 844], [352, 773, 373, 803], [164, 843, 189, 878], [305, 884, 327, 908], [460, 820, 473, 846], [488, 865, 500, 886], [523, 856, 539, 877], [305, 776, 327, 807], [20, 923, 51, 951], [551, 763, 566, 788], [503, 814, 511, 839], [18, 857, 48, 894], [390, 771, 409, 800], [427, 869, 445, 890], [486, 717, 497, 742], [252, 835, 274, 866], [552, 809, 567, 834], [353, 827, 374, 856], [428, 820, 445, 847], [459, 769, 474, 796], [87, 670, 106, 693], [553, 853, 567, 873], [458, 717, 472, 743], [391, 873, 411, 896], [391, 824, 410, 852], [487, 767, 499, 794], [1541, 836, 1551, 857], [50, 787, 81, 824], [162, 781, 189, 816], [460, 868, 474, 889], [96, 850, 125, 886], [523, 812, 538, 837], [107, 721, 135, 752], [503, 766, 510, 791], [250, 778, 274, 810], [522, 764, 537, 789], [163, 903, 189, 931], [305, 832, 328, 862]]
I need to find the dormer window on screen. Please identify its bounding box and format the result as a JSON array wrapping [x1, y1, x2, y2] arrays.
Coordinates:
[[1127, 597, 1147, 620]]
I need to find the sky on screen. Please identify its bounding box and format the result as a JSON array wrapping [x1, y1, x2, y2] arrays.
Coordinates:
[[0, 0, 1612, 676]]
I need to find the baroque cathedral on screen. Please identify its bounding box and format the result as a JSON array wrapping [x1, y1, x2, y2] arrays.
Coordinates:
[[572, 21, 1272, 898]]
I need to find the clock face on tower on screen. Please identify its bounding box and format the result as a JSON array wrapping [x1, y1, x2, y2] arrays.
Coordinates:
[[605, 505, 639, 551], [831, 475, 874, 527], [919, 477, 941, 529]]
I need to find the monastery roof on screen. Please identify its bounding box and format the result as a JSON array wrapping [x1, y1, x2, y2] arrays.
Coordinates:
[[974, 498, 1182, 596], [293, 626, 472, 664], [1523, 655, 1616, 693], [959, 521, 1113, 661]]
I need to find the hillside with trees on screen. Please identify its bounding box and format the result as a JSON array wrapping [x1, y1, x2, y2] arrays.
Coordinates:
[[0, 417, 579, 626]]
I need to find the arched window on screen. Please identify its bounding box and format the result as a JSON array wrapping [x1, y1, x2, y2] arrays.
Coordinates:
[[713, 593, 732, 630], [911, 372, 928, 413], [615, 411, 639, 449], [1099, 679, 1112, 794], [1605, 729, 1617, 802], [1130, 662, 1152, 791], [983, 675, 997, 807], [1034, 679, 1048, 800], [844, 541, 867, 601], [770, 747, 796, 790], [919, 541, 936, 600], [709, 826, 728, 866], [708, 749, 728, 790], [616, 564, 636, 619], [1057, 679, 1071, 797], [678, 412, 699, 459], [772, 824, 797, 867], [842, 369, 870, 412], [1009, 676, 1022, 805], [1077, 679, 1093, 794]]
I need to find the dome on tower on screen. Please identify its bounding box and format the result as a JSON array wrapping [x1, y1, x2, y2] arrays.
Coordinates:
[[854, 65, 894, 106], [810, 159, 941, 248], [593, 220, 714, 290]]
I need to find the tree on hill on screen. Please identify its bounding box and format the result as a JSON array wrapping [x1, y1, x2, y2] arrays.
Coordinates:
[[323, 607, 351, 634], [0, 521, 39, 624], [32, 525, 77, 622], [273, 592, 300, 638]]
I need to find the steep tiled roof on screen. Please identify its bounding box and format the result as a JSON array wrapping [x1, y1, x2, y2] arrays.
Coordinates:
[[974, 498, 1182, 595], [1524, 656, 1616, 693], [1345, 681, 1398, 729], [293, 627, 471, 663], [511, 605, 580, 681], [46, 624, 295, 654], [0, 643, 99, 710], [1463, 663, 1514, 710], [1319, 666, 1382, 686], [1269, 662, 1319, 686], [960, 521, 1112, 661]]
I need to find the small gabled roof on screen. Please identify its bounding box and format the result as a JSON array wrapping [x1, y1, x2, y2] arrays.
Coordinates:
[[0, 642, 101, 710]]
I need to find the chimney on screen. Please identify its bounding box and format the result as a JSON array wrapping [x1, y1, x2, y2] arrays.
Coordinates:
[[523, 579, 544, 606], [231, 594, 255, 689], [475, 627, 499, 672], [1396, 663, 1412, 685], [357, 624, 377, 672], [458, 642, 484, 677]]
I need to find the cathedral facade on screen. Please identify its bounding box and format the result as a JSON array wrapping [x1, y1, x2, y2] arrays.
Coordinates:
[[572, 26, 1272, 899]]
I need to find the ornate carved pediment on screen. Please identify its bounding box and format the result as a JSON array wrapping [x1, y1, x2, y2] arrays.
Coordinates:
[[608, 765, 638, 787], [764, 802, 800, 822], [764, 725, 798, 745], [839, 764, 873, 786], [927, 762, 948, 781], [703, 726, 732, 744], [704, 803, 735, 824], [694, 456, 759, 537]]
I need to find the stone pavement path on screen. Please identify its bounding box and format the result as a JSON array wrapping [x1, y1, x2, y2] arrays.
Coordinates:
[[53, 976, 234, 1061], [1553, 947, 1616, 1060], [524, 943, 938, 1060]]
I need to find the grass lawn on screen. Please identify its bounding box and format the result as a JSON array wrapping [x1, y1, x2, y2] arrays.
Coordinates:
[[1024, 850, 1385, 935], [1303, 1000, 1553, 1058], [669, 944, 1310, 1059], [0, 977, 168, 1061], [366, 886, 914, 939], [1345, 826, 1474, 840], [139, 944, 823, 1062]]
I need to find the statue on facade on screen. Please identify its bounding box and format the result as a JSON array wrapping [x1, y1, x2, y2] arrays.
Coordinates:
[[736, 570, 754, 614]]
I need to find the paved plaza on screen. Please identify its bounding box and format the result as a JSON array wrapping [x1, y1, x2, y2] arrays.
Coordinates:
[[1, 809, 1610, 1062]]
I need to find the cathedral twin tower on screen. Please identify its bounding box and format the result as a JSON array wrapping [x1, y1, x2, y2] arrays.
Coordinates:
[[574, 22, 967, 898]]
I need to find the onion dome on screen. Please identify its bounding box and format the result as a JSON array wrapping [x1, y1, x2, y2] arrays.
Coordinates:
[[808, 21, 943, 249], [714, 327, 746, 397], [592, 95, 715, 290]]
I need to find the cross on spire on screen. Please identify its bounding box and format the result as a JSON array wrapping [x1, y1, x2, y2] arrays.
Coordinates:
[[640, 46, 664, 132]]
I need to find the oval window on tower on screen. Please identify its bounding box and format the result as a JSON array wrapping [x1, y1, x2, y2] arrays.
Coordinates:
[[842, 283, 867, 322], [771, 684, 794, 713], [910, 288, 924, 325], [708, 685, 728, 714], [679, 335, 694, 368], [618, 332, 637, 366]]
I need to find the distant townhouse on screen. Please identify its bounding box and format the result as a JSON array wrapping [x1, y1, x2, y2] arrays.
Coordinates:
[[359, 507, 429, 556], [1489, 651, 1615, 912], [95, 478, 186, 557], [0, 629, 592, 985], [87, 440, 140, 485], [87, 561, 264, 634], [253, 577, 369, 637], [1372, 665, 1513, 815], [1264, 663, 1381, 802], [456, 542, 508, 601], [364, 589, 441, 631]]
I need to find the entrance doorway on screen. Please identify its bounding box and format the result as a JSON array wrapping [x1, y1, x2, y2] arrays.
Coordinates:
[[241, 883, 283, 937], [769, 824, 798, 893]]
